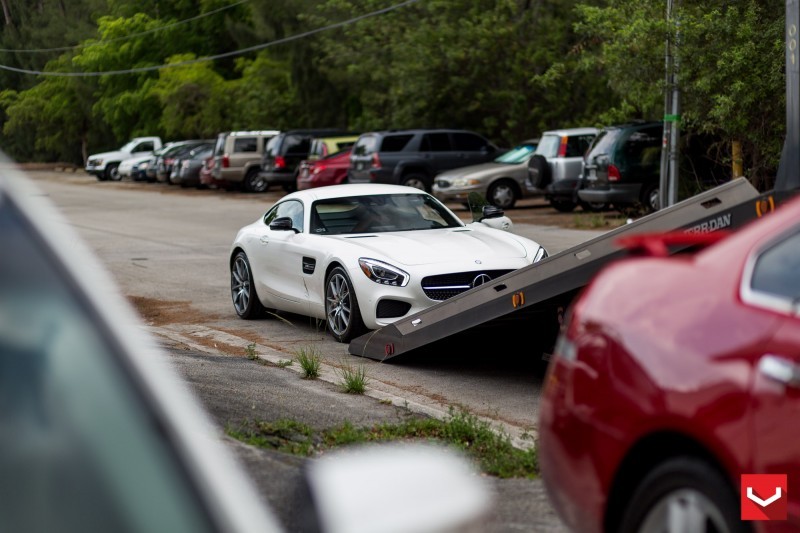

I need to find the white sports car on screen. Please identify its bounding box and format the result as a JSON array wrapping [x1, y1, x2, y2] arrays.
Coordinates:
[[229, 184, 547, 342]]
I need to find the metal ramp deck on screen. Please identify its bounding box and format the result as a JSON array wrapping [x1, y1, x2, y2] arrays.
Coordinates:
[[349, 178, 793, 361]]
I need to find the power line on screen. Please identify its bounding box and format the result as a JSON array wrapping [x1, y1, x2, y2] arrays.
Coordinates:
[[0, 0, 419, 77], [0, 0, 250, 54]]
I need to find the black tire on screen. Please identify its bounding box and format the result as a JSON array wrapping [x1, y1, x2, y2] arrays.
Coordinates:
[[400, 173, 430, 192], [618, 457, 746, 533], [527, 154, 551, 189], [230, 251, 266, 319], [579, 200, 608, 212], [325, 266, 366, 343], [641, 183, 660, 214], [104, 163, 120, 181], [550, 199, 577, 212], [487, 179, 518, 209], [243, 168, 268, 193]]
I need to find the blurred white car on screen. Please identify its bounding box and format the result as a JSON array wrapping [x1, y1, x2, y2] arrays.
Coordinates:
[[117, 153, 154, 180], [230, 183, 547, 342], [0, 159, 492, 533]]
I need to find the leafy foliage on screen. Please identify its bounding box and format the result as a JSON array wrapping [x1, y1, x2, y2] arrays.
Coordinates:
[[0, 0, 789, 186]]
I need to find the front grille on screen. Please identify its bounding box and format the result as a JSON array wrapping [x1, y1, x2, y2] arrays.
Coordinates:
[[376, 299, 411, 319], [421, 269, 513, 301]]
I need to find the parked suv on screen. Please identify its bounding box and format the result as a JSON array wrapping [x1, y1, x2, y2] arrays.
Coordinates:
[[212, 130, 279, 192], [348, 129, 501, 192], [525, 127, 598, 212], [578, 121, 663, 214], [261, 129, 352, 192]]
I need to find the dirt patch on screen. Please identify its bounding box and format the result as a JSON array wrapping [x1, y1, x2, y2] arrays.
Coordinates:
[[128, 295, 220, 326]]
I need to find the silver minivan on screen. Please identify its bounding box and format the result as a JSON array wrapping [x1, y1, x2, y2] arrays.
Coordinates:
[[526, 127, 599, 212]]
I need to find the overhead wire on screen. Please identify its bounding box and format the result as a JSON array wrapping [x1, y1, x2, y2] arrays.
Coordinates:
[[0, 0, 420, 77], [0, 0, 250, 54]]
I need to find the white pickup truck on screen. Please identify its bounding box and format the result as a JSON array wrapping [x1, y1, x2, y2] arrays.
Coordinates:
[[85, 136, 163, 181]]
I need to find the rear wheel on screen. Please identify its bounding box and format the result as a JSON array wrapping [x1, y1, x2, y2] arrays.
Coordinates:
[[550, 199, 577, 212], [231, 251, 266, 319], [401, 173, 429, 192], [325, 266, 365, 343], [641, 183, 660, 214], [618, 457, 745, 533], [487, 180, 518, 209], [243, 168, 268, 193]]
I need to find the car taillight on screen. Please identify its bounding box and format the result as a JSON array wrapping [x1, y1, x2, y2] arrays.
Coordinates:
[[371, 153, 381, 168], [275, 156, 286, 169], [557, 136, 568, 157], [222, 154, 230, 168], [608, 164, 621, 181]]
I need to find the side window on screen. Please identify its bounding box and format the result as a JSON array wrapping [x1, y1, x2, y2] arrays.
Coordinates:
[[352, 136, 377, 156], [0, 198, 212, 533], [420, 133, 451, 152], [266, 200, 304, 232], [283, 135, 311, 155], [750, 230, 800, 304], [380, 135, 413, 152], [133, 141, 154, 152], [623, 128, 661, 167], [452, 132, 488, 152], [233, 137, 257, 153], [565, 135, 595, 158]]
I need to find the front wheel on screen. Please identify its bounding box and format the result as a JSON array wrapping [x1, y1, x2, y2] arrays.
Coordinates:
[[105, 163, 120, 181], [325, 266, 365, 343], [401, 173, 430, 192], [231, 251, 266, 319], [618, 457, 746, 533], [487, 180, 518, 209]]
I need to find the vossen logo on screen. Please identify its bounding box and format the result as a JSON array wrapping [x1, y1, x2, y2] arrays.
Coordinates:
[[684, 213, 732, 235]]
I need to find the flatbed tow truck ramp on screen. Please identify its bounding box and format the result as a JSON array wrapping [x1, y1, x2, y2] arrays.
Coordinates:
[[349, 179, 797, 361]]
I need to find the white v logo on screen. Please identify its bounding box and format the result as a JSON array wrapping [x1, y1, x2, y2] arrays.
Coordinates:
[[747, 487, 782, 507]]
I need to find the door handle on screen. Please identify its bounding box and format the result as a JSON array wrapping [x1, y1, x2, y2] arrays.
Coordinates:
[[260, 235, 269, 245], [758, 355, 800, 388]]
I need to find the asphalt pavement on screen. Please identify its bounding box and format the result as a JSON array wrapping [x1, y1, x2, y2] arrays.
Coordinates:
[[165, 340, 568, 533]]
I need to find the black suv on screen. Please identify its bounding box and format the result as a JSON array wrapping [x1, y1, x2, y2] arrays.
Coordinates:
[[578, 121, 663, 214], [347, 129, 500, 192], [261, 129, 353, 191]]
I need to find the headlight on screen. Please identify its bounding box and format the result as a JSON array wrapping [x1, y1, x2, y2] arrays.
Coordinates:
[[92, 159, 103, 166], [451, 178, 482, 188], [533, 246, 548, 263], [358, 258, 409, 287]]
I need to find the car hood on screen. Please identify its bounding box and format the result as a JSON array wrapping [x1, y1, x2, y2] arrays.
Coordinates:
[[87, 150, 132, 162], [119, 154, 153, 167], [334, 227, 532, 266], [437, 162, 523, 180]]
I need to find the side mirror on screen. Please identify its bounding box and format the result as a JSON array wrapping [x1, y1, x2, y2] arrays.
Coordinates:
[[269, 216, 297, 232], [303, 443, 493, 533], [481, 205, 504, 220]]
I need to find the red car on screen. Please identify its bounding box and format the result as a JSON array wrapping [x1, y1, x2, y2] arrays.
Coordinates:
[[539, 194, 800, 533], [296, 148, 351, 190]]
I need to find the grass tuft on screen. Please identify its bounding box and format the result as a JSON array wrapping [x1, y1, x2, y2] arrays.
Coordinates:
[[245, 342, 258, 360], [337, 361, 368, 394], [295, 345, 321, 379], [228, 407, 538, 478]]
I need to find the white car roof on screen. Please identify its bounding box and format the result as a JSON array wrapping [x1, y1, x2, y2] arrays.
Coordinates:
[[539, 127, 599, 137], [283, 183, 433, 202]]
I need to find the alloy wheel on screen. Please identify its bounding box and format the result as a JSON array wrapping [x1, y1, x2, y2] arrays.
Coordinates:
[[231, 255, 251, 315], [637, 488, 730, 533], [326, 272, 352, 336]]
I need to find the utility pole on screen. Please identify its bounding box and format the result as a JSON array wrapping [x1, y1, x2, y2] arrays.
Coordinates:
[[775, 0, 800, 190], [660, 0, 680, 208]]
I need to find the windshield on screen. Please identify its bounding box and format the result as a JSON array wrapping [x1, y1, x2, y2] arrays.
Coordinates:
[[311, 194, 463, 235], [494, 144, 536, 164], [119, 139, 140, 152], [533, 135, 561, 158]]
